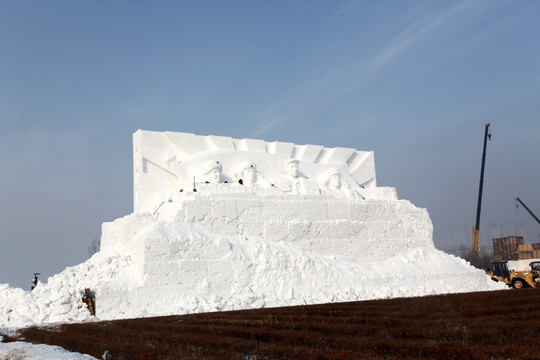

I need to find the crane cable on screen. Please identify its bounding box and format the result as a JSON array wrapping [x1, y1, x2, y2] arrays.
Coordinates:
[[486, 133, 504, 240]]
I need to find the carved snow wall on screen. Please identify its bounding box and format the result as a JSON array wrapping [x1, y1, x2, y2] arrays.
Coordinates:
[[133, 130, 377, 214], [113, 129, 419, 262]]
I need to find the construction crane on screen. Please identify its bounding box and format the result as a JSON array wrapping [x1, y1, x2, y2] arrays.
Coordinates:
[[515, 197, 540, 225], [471, 123, 491, 266]]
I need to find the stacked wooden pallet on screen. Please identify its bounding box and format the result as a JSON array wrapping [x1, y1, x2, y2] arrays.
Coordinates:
[[493, 236, 540, 261], [517, 243, 540, 259], [493, 236, 524, 261]]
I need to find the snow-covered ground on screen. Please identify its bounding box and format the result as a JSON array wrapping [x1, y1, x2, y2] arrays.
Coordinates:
[[0, 337, 98, 360]]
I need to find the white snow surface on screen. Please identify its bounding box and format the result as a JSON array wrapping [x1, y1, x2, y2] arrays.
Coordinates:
[[0, 340, 98, 360], [0, 208, 506, 359], [1, 216, 505, 334], [508, 258, 540, 271]]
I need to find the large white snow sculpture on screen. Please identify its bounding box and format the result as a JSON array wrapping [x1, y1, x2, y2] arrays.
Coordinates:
[[93, 130, 500, 319], [0, 130, 504, 329], [103, 130, 424, 261]]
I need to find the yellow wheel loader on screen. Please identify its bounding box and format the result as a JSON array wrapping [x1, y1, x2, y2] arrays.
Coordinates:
[[487, 261, 540, 289]]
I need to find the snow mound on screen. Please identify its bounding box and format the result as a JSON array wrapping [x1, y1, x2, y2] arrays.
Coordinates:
[[1, 217, 504, 333], [0, 341, 98, 360]]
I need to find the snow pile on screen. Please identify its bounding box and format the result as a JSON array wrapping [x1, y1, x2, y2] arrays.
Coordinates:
[[1, 215, 504, 333], [0, 340, 98, 360], [0, 249, 137, 331], [508, 258, 540, 271]]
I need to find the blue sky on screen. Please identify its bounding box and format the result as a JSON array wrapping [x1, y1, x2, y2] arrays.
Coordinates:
[[1, 0, 539, 289]]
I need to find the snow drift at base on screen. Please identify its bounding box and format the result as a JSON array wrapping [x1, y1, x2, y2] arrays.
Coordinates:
[[1, 213, 504, 331]]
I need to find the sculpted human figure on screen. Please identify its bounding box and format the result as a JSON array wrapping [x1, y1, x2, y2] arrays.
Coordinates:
[[319, 167, 360, 200], [285, 159, 299, 179], [274, 159, 318, 194], [274, 159, 300, 193], [236, 161, 257, 185], [322, 167, 342, 190], [199, 160, 223, 183]]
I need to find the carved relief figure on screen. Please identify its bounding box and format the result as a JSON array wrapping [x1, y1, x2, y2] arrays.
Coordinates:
[[199, 160, 223, 183], [274, 159, 299, 192], [235, 161, 272, 188], [319, 167, 361, 200], [274, 159, 318, 194], [322, 167, 343, 190], [236, 161, 257, 185], [285, 159, 299, 179]]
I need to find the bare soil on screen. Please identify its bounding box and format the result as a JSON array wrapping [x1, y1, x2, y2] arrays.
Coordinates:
[[3, 289, 540, 359]]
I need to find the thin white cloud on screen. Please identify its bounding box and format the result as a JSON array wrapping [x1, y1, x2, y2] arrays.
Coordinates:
[[365, 1, 472, 74], [248, 102, 302, 139], [249, 2, 474, 139], [246, 0, 517, 141]]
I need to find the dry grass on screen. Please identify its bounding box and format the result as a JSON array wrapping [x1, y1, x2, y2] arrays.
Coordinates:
[[3, 289, 540, 359]]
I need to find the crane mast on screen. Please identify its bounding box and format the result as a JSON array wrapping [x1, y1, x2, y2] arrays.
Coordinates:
[[471, 123, 491, 266]]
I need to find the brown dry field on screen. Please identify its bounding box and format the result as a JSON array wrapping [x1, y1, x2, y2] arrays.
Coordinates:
[[3, 289, 540, 359]]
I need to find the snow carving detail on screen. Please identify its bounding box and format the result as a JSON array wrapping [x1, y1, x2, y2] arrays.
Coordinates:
[[133, 130, 378, 213], [199, 160, 223, 184]]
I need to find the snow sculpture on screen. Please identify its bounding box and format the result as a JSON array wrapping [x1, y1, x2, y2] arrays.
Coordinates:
[[198, 160, 223, 184], [93, 129, 502, 320], [274, 159, 300, 193], [102, 129, 426, 263], [321, 167, 343, 190], [0, 129, 505, 329], [235, 161, 259, 185], [133, 130, 378, 213]]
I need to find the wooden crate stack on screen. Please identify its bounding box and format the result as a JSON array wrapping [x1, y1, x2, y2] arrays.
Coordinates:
[[493, 236, 540, 261], [492, 236, 524, 261], [517, 243, 540, 259]]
